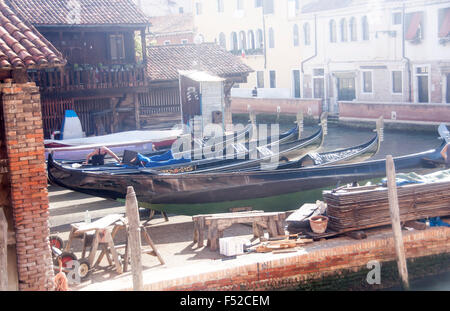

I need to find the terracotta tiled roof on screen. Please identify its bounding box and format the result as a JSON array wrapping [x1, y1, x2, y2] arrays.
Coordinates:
[[149, 14, 194, 35], [147, 43, 254, 82], [5, 0, 150, 26], [0, 1, 64, 69]]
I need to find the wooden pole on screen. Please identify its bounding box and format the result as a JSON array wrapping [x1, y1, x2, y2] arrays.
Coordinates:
[[126, 186, 144, 291], [0, 208, 8, 291], [386, 155, 410, 290]]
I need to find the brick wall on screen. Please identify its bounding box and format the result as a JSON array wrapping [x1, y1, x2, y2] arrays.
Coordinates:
[[113, 226, 448, 291], [338, 101, 450, 124], [1, 81, 54, 290], [231, 97, 323, 117]]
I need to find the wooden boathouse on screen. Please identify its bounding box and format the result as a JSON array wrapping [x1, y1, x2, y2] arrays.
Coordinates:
[[5, 0, 151, 138]]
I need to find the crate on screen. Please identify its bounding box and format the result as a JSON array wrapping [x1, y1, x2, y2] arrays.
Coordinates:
[[219, 237, 248, 257]]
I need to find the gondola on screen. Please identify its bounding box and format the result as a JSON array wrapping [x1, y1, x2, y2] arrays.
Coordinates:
[[47, 125, 446, 210]]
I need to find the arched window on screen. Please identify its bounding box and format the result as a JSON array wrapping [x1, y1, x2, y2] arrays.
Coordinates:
[[268, 27, 275, 48], [239, 31, 247, 50], [230, 32, 238, 50], [256, 29, 263, 49], [349, 17, 357, 41], [293, 24, 299, 47], [219, 32, 226, 49], [303, 23, 311, 45], [362, 16, 369, 40], [329, 19, 336, 43], [248, 30, 255, 50], [340, 18, 348, 42]]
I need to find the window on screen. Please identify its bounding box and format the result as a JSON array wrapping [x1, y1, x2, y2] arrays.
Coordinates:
[[179, 7, 184, 14], [181, 39, 188, 44], [257, 71, 264, 88], [236, 0, 243, 10], [230, 32, 238, 50], [256, 29, 264, 48], [164, 40, 171, 45], [248, 30, 255, 49], [293, 24, 299, 47], [438, 8, 450, 38], [268, 27, 275, 48], [217, 0, 224, 12], [304, 23, 311, 45], [392, 12, 402, 25], [109, 34, 125, 61], [263, 0, 274, 14], [362, 16, 369, 40], [340, 18, 348, 42], [330, 19, 337, 42], [362, 71, 372, 93], [195, 2, 202, 15], [392, 71, 402, 93], [405, 12, 424, 41], [239, 31, 247, 50], [349, 17, 357, 41], [270, 70, 276, 88], [293, 70, 301, 98], [218, 33, 226, 49], [255, 0, 263, 8]]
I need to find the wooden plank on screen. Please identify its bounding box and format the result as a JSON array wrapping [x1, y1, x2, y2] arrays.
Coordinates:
[[386, 155, 410, 290], [0, 209, 7, 291], [126, 186, 143, 291]]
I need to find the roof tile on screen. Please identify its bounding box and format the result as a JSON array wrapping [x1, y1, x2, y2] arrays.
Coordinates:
[[0, 0, 65, 70], [147, 43, 253, 82], [6, 0, 150, 26]]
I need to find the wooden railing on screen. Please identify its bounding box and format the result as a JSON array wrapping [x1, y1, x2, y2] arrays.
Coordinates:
[[28, 64, 147, 93]]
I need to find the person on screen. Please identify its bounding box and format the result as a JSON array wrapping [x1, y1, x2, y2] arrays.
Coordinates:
[[252, 87, 258, 97], [83, 146, 122, 165], [440, 142, 450, 165]]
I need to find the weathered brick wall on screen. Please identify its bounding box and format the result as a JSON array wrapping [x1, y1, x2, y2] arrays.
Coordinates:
[[338, 101, 450, 124], [132, 227, 449, 291], [231, 97, 323, 117], [1, 82, 54, 291]]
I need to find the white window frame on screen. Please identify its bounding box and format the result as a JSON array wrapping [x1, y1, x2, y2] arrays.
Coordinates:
[[390, 70, 403, 95], [312, 68, 325, 99], [413, 64, 431, 104], [361, 70, 373, 94]]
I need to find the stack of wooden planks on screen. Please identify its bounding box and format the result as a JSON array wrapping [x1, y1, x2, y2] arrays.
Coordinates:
[[323, 181, 450, 232]]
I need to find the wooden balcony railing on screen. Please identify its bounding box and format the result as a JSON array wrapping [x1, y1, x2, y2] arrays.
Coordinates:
[[28, 64, 147, 93]]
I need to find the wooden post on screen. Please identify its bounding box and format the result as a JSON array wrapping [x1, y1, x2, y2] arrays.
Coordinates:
[[386, 155, 410, 290], [126, 186, 144, 291], [0, 208, 8, 291]]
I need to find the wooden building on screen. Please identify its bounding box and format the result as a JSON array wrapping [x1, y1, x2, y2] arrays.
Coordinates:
[[144, 43, 253, 129], [0, 1, 65, 290], [6, 0, 150, 138]]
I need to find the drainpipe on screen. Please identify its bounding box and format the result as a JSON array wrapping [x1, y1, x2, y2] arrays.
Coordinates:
[[402, 2, 412, 103], [301, 14, 318, 74]]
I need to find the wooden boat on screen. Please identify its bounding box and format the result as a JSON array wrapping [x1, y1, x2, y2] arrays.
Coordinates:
[[47, 137, 445, 209]]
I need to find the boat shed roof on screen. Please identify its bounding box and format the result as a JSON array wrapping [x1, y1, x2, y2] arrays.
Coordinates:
[[147, 43, 253, 83], [5, 0, 150, 27]]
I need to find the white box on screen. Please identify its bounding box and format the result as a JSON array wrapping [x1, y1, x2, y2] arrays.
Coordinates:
[[219, 237, 248, 257]]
